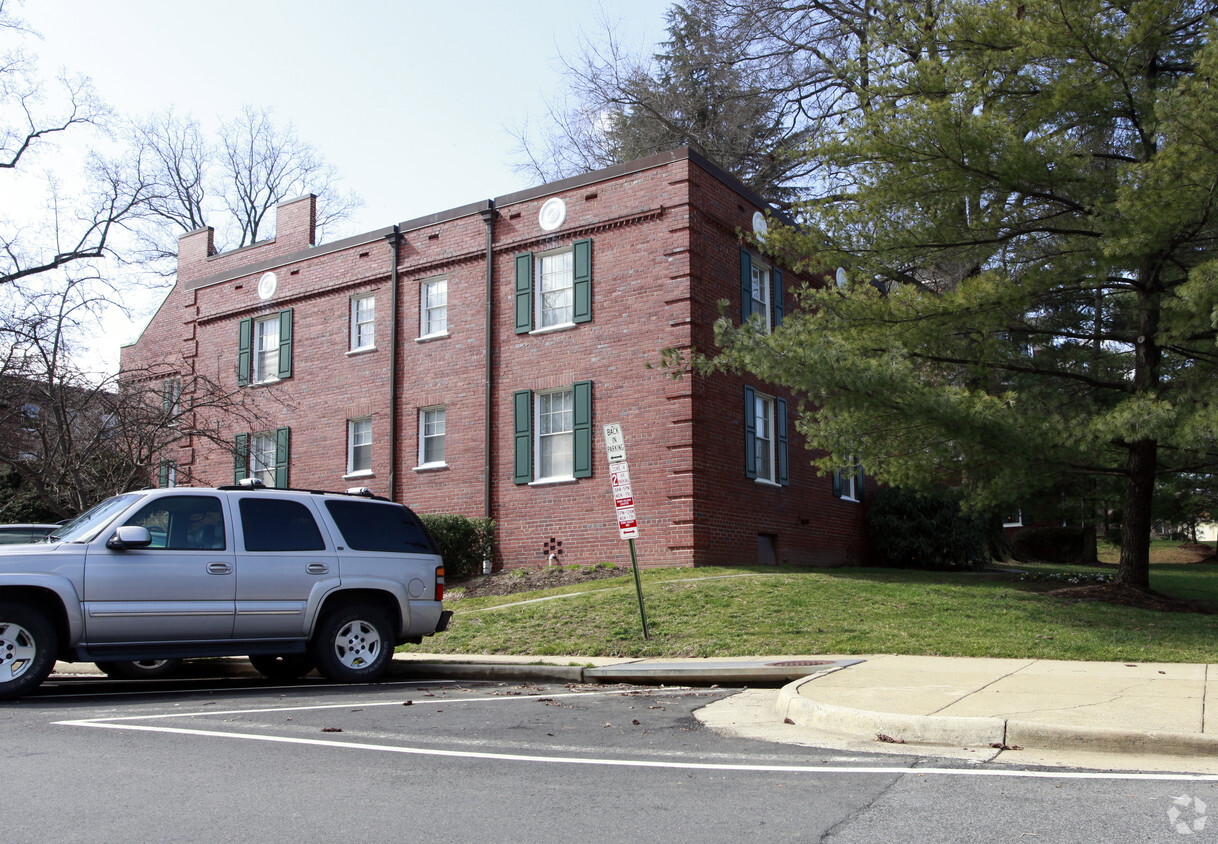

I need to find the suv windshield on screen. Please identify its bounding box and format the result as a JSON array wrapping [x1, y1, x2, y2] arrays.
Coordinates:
[[50, 493, 142, 543]]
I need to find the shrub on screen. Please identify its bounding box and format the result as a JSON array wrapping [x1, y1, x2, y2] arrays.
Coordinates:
[[1009, 526, 1086, 564], [866, 486, 991, 571], [419, 514, 496, 579]]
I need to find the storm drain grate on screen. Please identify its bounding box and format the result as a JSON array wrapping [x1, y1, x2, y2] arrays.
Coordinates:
[[765, 660, 834, 667]]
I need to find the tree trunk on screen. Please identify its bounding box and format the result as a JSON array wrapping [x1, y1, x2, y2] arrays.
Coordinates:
[[1117, 439, 1156, 588]]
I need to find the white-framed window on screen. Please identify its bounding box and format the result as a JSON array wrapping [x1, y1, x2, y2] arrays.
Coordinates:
[[1003, 510, 1024, 528], [250, 433, 278, 487], [751, 262, 772, 332], [253, 316, 280, 382], [536, 388, 574, 480], [162, 377, 182, 421], [420, 278, 447, 337], [157, 461, 177, 488], [536, 249, 574, 329], [753, 393, 776, 483], [834, 457, 863, 503], [347, 417, 372, 476], [418, 406, 446, 467], [839, 467, 857, 501], [350, 294, 375, 351]]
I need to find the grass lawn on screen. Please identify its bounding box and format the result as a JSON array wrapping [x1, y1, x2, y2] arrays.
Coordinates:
[[406, 555, 1218, 663]]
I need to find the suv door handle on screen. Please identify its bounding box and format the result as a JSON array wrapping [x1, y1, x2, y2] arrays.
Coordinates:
[[207, 562, 233, 575], [306, 563, 329, 575]]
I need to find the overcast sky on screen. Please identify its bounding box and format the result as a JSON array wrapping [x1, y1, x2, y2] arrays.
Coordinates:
[[14, 0, 671, 368]]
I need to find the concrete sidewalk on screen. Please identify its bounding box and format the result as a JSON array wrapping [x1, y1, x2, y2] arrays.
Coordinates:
[[391, 651, 1218, 772]]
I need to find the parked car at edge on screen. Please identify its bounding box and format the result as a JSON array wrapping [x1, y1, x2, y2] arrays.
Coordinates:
[[0, 524, 58, 545], [0, 482, 451, 699]]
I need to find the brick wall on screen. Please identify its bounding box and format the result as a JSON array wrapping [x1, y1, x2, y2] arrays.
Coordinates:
[[120, 149, 873, 570]]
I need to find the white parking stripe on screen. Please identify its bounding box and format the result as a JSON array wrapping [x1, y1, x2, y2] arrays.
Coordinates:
[[52, 689, 1218, 782]]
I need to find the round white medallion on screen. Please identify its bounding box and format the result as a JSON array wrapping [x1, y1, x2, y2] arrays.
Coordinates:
[[836, 267, 849, 289], [257, 272, 278, 300], [539, 197, 567, 232], [752, 211, 769, 242]]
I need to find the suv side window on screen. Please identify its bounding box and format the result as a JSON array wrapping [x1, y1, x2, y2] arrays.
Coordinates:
[[323, 500, 435, 553], [124, 496, 226, 550], [239, 497, 326, 552]]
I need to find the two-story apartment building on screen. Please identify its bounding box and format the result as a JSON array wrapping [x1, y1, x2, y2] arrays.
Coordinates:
[[120, 148, 872, 570]]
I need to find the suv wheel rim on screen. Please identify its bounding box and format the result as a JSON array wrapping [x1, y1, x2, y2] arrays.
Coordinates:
[[0, 622, 36, 682], [334, 619, 381, 669]]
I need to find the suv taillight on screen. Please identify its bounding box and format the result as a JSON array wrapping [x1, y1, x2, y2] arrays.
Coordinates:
[[435, 565, 445, 602]]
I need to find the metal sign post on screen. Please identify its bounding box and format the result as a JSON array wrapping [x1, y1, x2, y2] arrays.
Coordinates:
[[604, 423, 649, 639]]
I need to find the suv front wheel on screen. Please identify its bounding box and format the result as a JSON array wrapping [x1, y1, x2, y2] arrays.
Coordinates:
[[310, 604, 393, 683], [0, 602, 59, 701]]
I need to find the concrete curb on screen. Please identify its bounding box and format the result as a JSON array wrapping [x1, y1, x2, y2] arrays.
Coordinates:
[[775, 677, 1007, 747], [390, 661, 587, 684], [775, 675, 1218, 758]]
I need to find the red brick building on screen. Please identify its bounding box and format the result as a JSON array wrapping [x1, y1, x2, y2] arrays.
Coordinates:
[[121, 148, 872, 569]]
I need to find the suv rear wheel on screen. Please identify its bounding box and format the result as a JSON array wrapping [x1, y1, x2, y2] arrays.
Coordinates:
[[0, 602, 58, 701], [310, 604, 393, 683]]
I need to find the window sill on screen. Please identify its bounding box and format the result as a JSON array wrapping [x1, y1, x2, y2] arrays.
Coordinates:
[[527, 476, 577, 487], [346, 346, 377, 356], [342, 470, 374, 480], [412, 463, 448, 473], [249, 376, 282, 387], [529, 322, 576, 336], [753, 478, 782, 489], [416, 332, 449, 343], [838, 495, 860, 504]]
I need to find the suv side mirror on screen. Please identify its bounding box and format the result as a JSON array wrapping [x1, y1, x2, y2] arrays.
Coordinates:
[[106, 525, 153, 551]]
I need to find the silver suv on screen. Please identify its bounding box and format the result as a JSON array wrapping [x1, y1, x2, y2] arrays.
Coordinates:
[[0, 483, 452, 699]]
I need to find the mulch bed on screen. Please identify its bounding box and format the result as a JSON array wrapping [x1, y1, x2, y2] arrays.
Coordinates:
[[449, 565, 627, 600], [1045, 583, 1215, 614]]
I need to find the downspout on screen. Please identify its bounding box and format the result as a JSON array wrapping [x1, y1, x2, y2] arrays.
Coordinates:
[[479, 201, 498, 528], [385, 225, 402, 502]]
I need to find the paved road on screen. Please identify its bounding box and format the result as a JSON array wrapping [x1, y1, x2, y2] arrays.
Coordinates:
[[3, 672, 1214, 842]]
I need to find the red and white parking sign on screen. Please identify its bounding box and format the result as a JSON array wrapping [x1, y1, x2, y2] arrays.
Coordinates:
[[604, 424, 639, 539]]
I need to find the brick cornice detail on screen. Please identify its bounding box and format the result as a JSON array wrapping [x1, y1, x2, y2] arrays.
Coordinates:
[[195, 274, 387, 326]]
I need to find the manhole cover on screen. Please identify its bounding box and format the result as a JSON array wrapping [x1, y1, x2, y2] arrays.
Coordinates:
[[766, 660, 834, 667]]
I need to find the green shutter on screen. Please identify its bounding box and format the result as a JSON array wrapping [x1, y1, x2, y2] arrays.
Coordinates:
[[832, 468, 843, 498], [856, 462, 866, 503], [234, 433, 250, 483], [776, 397, 789, 486], [277, 309, 293, 379], [274, 426, 290, 488], [572, 239, 592, 324], [772, 267, 784, 328], [514, 253, 533, 334], [740, 249, 753, 323], [572, 380, 593, 478], [161, 379, 174, 414], [512, 390, 532, 484], [157, 461, 170, 488], [744, 385, 757, 479], [237, 318, 253, 386]]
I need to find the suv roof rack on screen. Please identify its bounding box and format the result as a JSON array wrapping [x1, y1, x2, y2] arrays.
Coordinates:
[[213, 482, 389, 501]]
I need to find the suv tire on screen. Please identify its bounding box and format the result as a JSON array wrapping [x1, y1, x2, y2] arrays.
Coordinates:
[[249, 654, 315, 680], [310, 604, 393, 683], [0, 602, 59, 701]]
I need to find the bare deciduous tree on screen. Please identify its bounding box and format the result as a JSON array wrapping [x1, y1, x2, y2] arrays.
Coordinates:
[[132, 105, 363, 269], [0, 0, 154, 287], [514, 0, 899, 207], [0, 275, 276, 518]]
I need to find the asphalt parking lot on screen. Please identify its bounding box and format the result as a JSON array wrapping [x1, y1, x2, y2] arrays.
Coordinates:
[[7, 668, 1215, 843]]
